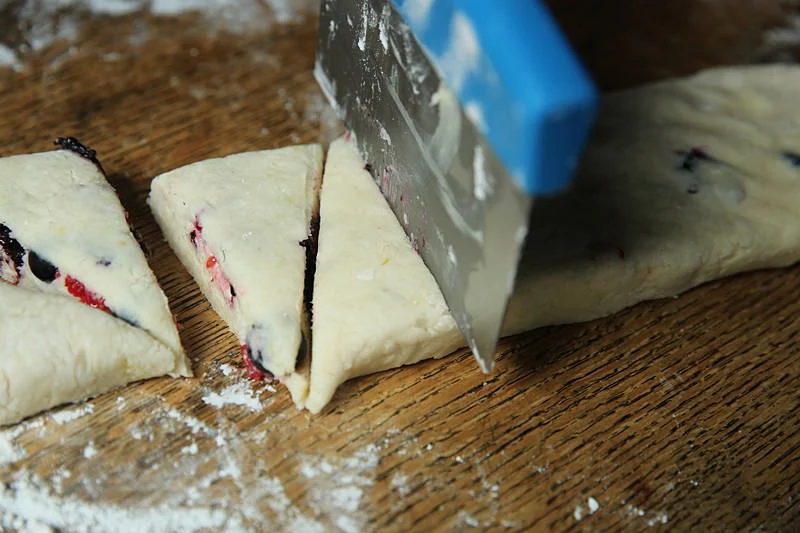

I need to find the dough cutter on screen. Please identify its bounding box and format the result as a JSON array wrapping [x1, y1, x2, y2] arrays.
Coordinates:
[[314, 0, 598, 372]]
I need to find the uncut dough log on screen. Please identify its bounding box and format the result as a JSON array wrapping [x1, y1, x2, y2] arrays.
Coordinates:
[[306, 64, 800, 413]]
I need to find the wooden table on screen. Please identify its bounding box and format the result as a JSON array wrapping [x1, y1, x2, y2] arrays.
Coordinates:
[[1, 1, 799, 531]]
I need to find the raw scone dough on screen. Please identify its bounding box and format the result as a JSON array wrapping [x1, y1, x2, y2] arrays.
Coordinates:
[[148, 145, 323, 406], [0, 144, 190, 425], [305, 64, 800, 413], [306, 138, 464, 413], [0, 147, 186, 358], [0, 284, 183, 426]]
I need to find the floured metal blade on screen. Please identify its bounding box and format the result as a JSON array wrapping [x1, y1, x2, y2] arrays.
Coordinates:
[[314, 0, 596, 372]]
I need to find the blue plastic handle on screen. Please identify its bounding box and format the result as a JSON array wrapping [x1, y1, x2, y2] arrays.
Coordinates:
[[394, 0, 598, 196]]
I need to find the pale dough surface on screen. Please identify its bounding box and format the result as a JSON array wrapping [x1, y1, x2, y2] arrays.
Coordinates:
[[0, 150, 185, 357], [504, 65, 800, 335], [307, 137, 463, 414], [149, 145, 323, 405], [0, 148, 190, 425], [0, 283, 183, 426], [304, 65, 800, 413]]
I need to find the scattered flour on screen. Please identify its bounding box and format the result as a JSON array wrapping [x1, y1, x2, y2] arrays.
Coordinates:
[[180, 442, 199, 455], [0, 420, 42, 465], [0, 435, 26, 465], [574, 504, 585, 521], [0, 0, 319, 70], [627, 504, 647, 518], [50, 404, 94, 425], [219, 363, 236, 377], [762, 15, 800, 48], [390, 472, 410, 497], [0, 472, 231, 533], [82, 442, 97, 459], [299, 444, 380, 533], [0, 510, 54, 533], [202, 382, 262, 411], [459, 510, 480, 528], [0, 400, 333, 532], [646, 512, 670, 527], [574, 495, 600, 521]]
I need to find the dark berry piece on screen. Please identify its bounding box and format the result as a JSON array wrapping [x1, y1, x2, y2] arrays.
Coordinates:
[[364, 163, 374, 176], [96, 258, 112, 267], [782, 151, 800, 168], [112, 311, 138, 328], [0, 223, 26, 284], [53, 137, 105, 174], [28, 251, 59, 283], [676, 147, 718, 173], [240, 343, 273, 381], [295, 330, 308, 370]]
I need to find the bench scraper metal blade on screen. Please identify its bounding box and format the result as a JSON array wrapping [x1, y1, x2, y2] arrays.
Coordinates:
[[314, 0, 598, 372]]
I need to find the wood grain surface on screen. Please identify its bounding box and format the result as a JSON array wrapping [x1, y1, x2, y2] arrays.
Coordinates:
[[1, 1, 799, 531]]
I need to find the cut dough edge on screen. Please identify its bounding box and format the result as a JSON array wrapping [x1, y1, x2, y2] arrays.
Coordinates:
[[304, 64, 800, 413], [148, 144, 323, 407], [0, 283, 187, 426]]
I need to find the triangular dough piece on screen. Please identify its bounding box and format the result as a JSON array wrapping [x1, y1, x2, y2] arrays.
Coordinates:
[[306, 137, 463, 414], [306, 65, 800, 413], [148, 145, 323, 405], [0, 283, 183, 425], [0, 142, 189, 365]]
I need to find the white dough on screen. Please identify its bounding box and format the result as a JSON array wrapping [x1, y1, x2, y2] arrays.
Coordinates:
[[306, 137, 464, 414], [503, 65, 800, 335], [0, 149, 186, 359], [305, 65, 800, 413], [0, 283, 185, 425], [148, 145, 323, 406], [0, 147, 190, 425]]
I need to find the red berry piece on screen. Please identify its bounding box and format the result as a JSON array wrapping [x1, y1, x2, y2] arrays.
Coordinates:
[[65, 275, 111, 314]]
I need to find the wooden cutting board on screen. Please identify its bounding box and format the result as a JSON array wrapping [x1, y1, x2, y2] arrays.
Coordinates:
[[1, 1, 799, 531]]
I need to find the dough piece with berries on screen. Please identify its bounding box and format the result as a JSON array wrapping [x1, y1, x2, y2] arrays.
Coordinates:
[[148, 144, 323, 406], [305, 137, 463, 414], [0, 138, 190, 425]]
